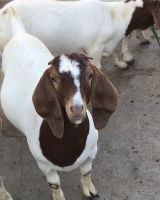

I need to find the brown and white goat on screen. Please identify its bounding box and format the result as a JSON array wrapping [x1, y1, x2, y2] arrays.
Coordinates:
[[0, 9, 118, 199], [118, 0, 160, 67]]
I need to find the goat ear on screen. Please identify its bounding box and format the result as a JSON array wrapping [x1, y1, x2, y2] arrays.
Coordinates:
[[32, 69, 64, 139], [91, 65, 118, 130], [152, 7, 160, 29]]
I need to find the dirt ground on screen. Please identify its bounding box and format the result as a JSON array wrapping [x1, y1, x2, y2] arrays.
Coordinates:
[[0, 30, 160, 200]]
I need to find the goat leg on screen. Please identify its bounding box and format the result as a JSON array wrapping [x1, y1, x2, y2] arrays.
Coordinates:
[[46, 170, 65, 200], [80, 158, 98, 199], [122, 34, 134, 65], [111, 51, 128, 69]]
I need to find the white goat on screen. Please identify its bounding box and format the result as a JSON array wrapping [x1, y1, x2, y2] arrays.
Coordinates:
[[0, 177, 13, 200], [53, 0, 151, 68], [1, 7, 118, 200], [0, 0, 143, 69]]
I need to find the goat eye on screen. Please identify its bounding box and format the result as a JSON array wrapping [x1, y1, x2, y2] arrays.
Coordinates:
[[88, 73, 93, 80]]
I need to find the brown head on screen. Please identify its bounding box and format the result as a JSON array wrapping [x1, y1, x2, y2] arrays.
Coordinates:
[[126, 0, 160, 35], [32, 53, 118, 139]]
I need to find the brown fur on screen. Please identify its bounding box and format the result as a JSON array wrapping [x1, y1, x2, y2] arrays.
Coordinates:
[[91, 65, 118, 130], [39, 109, 89, 167], [126, 0, 160, 35], [32, 69, 64, 139]]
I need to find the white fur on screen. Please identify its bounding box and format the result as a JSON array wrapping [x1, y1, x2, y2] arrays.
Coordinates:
[[53, 0, 148, 68], [0, 0, 143, 68], [121, 34, 133, 63], [72, 90, 83, 106], [72, 79, 83, 109], [60, 54, 83, 109], [80, 158, 98, 197], [0, 10, 98, 200], [51, 187, 65, 200], [59, 55, 80, 77]]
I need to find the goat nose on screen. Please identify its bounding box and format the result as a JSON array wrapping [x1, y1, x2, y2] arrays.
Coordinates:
[[70, 105, 84, 114]]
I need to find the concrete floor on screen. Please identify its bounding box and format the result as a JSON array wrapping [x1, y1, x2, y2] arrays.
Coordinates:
[[0, 31, 160, 200]]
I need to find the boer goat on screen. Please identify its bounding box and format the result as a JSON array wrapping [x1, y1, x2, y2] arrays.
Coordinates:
[[0, 0, 144, 69], [0, 7, 118, 200], [118, 0, 160, 68]]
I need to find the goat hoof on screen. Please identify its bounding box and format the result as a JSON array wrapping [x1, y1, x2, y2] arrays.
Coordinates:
[[88, 195, 99, 200], [88, 197, 94, 200], [91, 192, 99, 198], [102, 52, 108, 57], [140, 40, 150, 45], [115, 61, 128, 69], [126, 59, 134, 65]]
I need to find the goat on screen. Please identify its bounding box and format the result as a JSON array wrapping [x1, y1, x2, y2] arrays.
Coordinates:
[[0, 7, 118, 200], [52, 0, 154, 68], [0, 0, 144, 69], [115, 0, 160, 68], [0, 177, 13, 200], [102, 0, 160, 68]]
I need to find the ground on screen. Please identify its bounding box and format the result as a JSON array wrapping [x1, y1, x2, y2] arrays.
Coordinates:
[[0, 31, 160, 200]]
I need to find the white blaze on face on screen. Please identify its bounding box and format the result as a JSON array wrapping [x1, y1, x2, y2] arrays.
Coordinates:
[[59, 55, 83, 107]]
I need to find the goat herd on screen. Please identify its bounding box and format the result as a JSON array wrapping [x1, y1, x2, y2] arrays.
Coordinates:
[[0, 0, 159, 199]]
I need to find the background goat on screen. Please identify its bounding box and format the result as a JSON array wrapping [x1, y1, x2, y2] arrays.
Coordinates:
[[0, 0, 159, 69], [0, 0, 144, 69], [103, 0, 160, 68], [54, 0, 152, 68], [0, 7, 118, 200], [119, 0, 160, 68]]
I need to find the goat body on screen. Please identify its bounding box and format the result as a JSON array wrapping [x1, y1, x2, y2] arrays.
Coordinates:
[[0, 7, 118, 199], [51, 0, 160, 68], [1, 29, 99, 200], [1, 31, 99, 170], [0, 0, 143, 68]]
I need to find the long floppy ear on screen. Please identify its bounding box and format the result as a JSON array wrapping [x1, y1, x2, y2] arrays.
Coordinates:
[[32, 69, 64, 139], [152, 6, 160, 29], [91, 65, 118, 130]]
